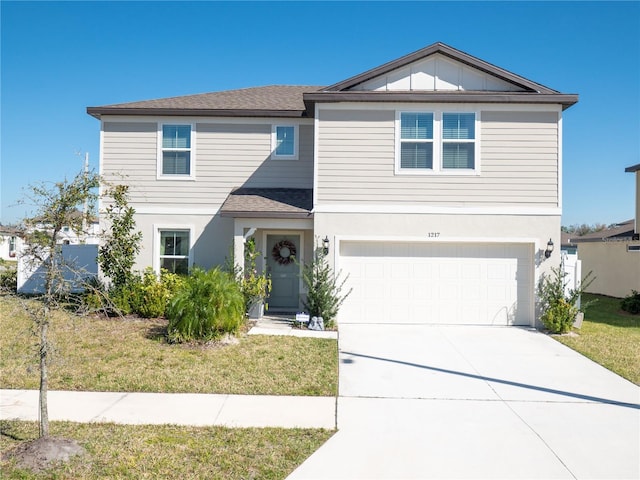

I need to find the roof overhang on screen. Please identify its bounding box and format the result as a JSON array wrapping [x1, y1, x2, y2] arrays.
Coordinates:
[[87, 107, 307, 120], [304, 91, 579, 110], [625, 163, 640, 173]]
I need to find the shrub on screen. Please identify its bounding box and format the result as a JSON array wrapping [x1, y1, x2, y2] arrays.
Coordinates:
[[621, 290, 640, 315], [108, 284, 135, 316], [301, 245, 352, 327], [541, 298, 578, 334], [0, 263, 17, 292], [129, 268, 185, 318], [538, 266, 594, 334], [166, 267, 244, 342]]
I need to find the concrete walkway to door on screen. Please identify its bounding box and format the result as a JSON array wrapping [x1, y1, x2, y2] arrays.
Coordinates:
[[288, 324, 640, 479]]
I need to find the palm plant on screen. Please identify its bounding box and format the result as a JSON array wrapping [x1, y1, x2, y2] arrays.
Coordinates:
[[166, 267, 244, 342]]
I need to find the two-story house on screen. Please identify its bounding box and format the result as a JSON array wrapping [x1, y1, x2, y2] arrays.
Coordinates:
[[88, 42, 577, 326]]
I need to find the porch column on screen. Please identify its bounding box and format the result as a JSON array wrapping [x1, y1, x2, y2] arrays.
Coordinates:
[[233, 223, 245, 274]]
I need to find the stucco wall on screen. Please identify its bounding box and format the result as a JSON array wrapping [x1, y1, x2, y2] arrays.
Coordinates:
[[577, 241, 640, 298]]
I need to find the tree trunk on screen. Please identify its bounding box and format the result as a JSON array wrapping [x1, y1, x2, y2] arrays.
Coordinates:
[[39, 309, 49, 437]]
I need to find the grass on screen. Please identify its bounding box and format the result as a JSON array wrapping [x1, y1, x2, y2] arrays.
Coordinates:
[[0, 295, 338, 396], [1, 420, 334, 479], [554, 293, 640, 385]]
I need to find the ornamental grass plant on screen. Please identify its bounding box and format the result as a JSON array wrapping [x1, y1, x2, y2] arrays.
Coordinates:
[[166, 267, 244, 342]]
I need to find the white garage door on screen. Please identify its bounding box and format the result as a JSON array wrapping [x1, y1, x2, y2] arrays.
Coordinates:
[[338, 241, 532, 325]]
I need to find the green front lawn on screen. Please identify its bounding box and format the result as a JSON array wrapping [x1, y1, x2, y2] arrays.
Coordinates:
[[1, 420, 334, 479], [554, 293, 640, 385], [0, 295, 338, 396]]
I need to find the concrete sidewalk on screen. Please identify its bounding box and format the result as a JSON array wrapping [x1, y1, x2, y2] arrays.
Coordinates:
[[1, 320, 337, 430], [1, 389, 336, 429], [248, 315, 338, 339]]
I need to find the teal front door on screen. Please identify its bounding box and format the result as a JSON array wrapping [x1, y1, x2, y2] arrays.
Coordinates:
[[266, 234, 300, 311]]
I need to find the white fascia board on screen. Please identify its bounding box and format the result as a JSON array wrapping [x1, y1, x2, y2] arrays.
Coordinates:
[[313, 204, 562, 216]]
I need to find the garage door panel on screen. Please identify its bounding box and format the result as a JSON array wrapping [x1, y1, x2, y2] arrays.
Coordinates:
[[339, 241, 533, 325]]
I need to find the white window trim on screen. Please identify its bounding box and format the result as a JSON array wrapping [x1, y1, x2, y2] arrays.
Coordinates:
[[271, 124, 299, 160], [394, 110, 480, 176], [157, 123, 196, 180], [153, 224, 194, 274]]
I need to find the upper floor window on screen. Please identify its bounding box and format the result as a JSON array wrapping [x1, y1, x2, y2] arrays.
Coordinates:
[[272, 125, 298, 159], [400, 113, 433, 169], [396, 111, 478, 175], [442, 113, 475, 170], [161, 124, 193, 177]]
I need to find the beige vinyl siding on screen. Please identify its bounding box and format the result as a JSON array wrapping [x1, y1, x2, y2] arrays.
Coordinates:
[[101, 121, 313, 209], [316, 109, 559, 207], [102, 123, 157, 190]]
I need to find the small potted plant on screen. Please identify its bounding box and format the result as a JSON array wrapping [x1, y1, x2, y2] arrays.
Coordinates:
[[242, 238, 271, 319]]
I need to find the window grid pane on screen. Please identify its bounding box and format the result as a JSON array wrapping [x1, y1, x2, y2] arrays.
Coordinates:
[[162, 125, 191, 148], [162, 152, 191, 175], [442, 113, 475, 140], [401, 143, 433, 169], [443, 143, 475, 169], [275, 126, 295, 156], [401, 113, 433, 139]]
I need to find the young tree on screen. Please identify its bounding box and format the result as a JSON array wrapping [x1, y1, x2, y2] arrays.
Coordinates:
[[301, 243, 352, 327], [98, 184, 141, 290], [20, 169, 99, 437]]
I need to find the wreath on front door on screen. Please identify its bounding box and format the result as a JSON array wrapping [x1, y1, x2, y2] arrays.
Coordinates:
[[272, 239, 296, 265]]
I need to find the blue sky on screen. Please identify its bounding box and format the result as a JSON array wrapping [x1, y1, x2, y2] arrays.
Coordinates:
[[1, 1, 639, 226]]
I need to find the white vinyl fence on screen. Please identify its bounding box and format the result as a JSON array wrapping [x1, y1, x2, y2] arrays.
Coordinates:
[[562, 250, 582, 309], [17, 244, 98, 294]]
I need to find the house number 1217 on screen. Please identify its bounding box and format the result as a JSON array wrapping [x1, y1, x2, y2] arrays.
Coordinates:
[[428, 232, 440, 238]]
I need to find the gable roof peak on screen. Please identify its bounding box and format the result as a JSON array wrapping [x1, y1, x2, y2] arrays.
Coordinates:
[[323, 42, 559, 95]]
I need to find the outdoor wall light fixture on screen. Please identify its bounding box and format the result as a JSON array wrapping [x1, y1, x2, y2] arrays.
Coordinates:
[[544, 238, 554, 258], [322, 236, 330, 255]]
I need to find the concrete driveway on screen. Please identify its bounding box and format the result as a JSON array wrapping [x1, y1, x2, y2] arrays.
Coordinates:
[[288, 325, 640, 479]]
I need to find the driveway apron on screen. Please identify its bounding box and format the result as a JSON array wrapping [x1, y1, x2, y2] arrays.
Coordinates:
[[288, 324, 640, 479]]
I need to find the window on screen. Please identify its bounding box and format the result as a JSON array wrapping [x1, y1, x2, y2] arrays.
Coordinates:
[[161, 125, 192, 176], [400, 113, 433, 169], [272, 125, 298, 159], [9, 236, 16, 257], [159, 230, 190, 274], [396, 111, 478, 174], [628, 245, 640, 252], [442, 113, 475, 169]]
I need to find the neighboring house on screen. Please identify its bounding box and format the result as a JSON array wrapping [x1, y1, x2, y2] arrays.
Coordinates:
[[28, 211, 100, 245], [569, 164, 640, 298], [627, 163, 640, 235], [87, 42, 578, 326], [0, 226, 22, 261]]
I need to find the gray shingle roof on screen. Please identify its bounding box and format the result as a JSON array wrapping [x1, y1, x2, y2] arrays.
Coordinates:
[[570, 220, 635, 243], [220, 188, 313, 218], [88, 86, 324, 119]]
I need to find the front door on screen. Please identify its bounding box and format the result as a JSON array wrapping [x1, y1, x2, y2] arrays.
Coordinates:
[[266, 234, 300, 311]]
